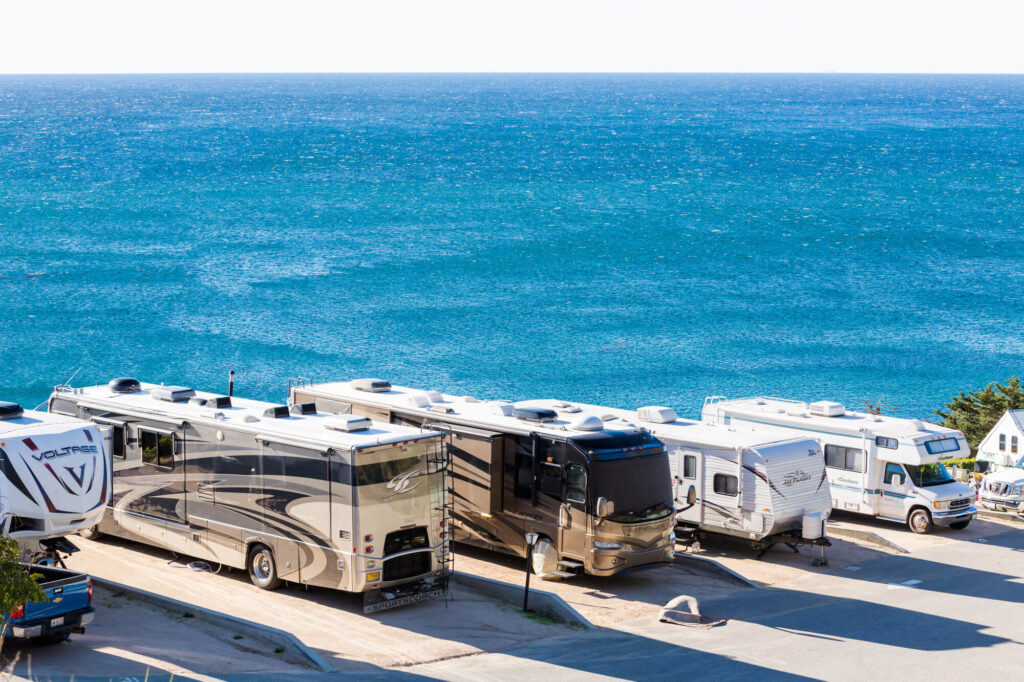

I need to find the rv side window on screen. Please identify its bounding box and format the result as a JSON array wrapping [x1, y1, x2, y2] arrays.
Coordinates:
[[924, 438, 960, 455], [875, 436, 898, 450], [111, 426, 126, 460], [566, 465, 586, 504], [824, 445, 863, 473], [999, 434, 1006, 451], [539, 462, 562, 497], [139, 430, 174, 469], [683, 455, 697, 479], [713, 473, 738, 496], [513, 437, 534, 499], [883, 463, 905, 485]]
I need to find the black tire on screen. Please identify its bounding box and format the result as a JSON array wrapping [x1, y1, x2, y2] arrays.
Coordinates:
[[908, 508, 934, 534], [247, 543, 282, 590], [79, 525, 101, 541], [949, 520, 971, 530]]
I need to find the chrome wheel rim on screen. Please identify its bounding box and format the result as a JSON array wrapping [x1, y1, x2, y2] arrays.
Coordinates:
[[252, 553, 272, 580], [911, 513, 928, 532]]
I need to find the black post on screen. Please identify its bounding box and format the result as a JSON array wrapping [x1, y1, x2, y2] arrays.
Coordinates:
[[523, 538, 534, 611], [228, 370, 235, 397]]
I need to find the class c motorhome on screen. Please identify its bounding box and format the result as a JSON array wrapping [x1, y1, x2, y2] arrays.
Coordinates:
[[701, 396, 976, 534], [290, 379, 676, 579], [0, 401, 110, 550], [49, 379, 450, 613]]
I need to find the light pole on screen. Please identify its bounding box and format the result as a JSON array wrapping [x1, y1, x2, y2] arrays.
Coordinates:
[[523, 531, 538, 612]]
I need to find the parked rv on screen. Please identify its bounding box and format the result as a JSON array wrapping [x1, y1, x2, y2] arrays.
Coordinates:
[[49, 379, 450, 613], [290, 379, 676, 579], [592, 404, 831, 561], [0, 401, 110, 555], [701, 397, 976, 533]]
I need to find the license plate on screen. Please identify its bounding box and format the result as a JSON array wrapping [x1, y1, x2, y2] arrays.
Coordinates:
[[363, 589, 444, 614], [50, 617, 64, 627]]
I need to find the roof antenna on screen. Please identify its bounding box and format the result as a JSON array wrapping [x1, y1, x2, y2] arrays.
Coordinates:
[[228, 370, 235, 397]]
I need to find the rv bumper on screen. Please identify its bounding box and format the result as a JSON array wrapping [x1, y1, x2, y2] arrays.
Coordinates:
[[589, 542, 675, 575], [931, 507, 977, 525], [362, 577, 447, 614]]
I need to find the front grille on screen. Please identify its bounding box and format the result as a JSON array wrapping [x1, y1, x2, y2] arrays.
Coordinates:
[[949, 498, 972, 510], [384, 527, 429, 555], [383, 551, 431, 582]]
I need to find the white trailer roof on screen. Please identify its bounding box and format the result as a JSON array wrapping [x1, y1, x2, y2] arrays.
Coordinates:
[[57, 382, 440, 450], [297, 381, 655, 440], [704, 396, 964, 445], [0, 407, 94, 437]]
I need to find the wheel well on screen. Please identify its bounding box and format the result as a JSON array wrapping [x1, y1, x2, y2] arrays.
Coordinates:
[[907, 505, 931, 521], [246, 541, 271, 560]]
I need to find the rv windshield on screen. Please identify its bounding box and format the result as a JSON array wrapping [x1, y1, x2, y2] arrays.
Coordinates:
[[588, 454, 673, 524], [904, 462, 954, 487]]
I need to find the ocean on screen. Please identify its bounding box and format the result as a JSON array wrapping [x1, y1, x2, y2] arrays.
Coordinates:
[[1, 74, 1022, 419]]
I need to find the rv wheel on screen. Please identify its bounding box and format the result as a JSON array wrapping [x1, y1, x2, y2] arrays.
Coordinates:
[[247, 544, 283, 590], [530, 537, 558, 578], [908, 509, 934, 534], [949, 520, 971, 530], [79, 526, 101, 541]]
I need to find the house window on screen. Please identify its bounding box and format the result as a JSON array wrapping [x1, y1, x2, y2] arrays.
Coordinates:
[[683, 455, 697, 479], [824, 444, 864, 473], [1000, 434, 1006, 451], [875, 436, 898, 450], [1013, 437, 1019, 454], [713, 473, 738, 496]]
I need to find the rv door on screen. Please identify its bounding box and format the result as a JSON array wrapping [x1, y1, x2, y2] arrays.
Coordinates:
[[672, 447, 702, 526]]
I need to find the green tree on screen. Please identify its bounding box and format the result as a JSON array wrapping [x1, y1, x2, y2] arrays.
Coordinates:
[[935, 377, 1024, 453], [0, 537, 48, 657]]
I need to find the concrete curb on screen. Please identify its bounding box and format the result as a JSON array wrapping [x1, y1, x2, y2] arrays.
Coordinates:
[[91, 577, 334, 673], [452, 571, 596, 630], [673, 554, 761, 589], [978, 510, 1024, 524], [827, 526, 910, 554]]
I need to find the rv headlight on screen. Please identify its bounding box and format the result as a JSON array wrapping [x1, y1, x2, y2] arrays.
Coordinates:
[[1015, 485, 1024, 496], [933, 500, 948, 510], [593, 541, 622, 550]]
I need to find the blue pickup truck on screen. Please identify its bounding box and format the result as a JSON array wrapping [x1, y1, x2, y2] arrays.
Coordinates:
[[5, 564, 94, 644]]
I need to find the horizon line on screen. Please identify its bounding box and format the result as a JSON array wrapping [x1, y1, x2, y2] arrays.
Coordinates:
[[2, 71, 1024, 77]]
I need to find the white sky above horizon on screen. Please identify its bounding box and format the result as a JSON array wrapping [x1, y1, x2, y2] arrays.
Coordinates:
[[1, 1, 1022, 75]]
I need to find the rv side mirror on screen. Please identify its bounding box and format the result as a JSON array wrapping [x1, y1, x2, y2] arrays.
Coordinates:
[[597, 497, 614, 518], [891, 475, 903, 487]]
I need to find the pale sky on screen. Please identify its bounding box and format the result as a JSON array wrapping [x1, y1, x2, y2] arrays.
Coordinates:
[[1, 1, 1022, 74]]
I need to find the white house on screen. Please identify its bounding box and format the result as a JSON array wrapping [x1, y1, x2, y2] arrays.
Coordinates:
[[976, 410, 1024, 472]]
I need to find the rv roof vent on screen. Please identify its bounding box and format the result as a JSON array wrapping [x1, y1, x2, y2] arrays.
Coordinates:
[[353, 378, 391, 393], [325, 415, 372, 432], [513, 407, 557, 423], [152, 386, 195, 403], [290, 402, 316, 415], [490, 402, 515, 417], [462, 396, 479, 403], [430, 405, 454, 414], [206, 395, 232, 409], [406, 393, 431, 408], [601, 414, 617, 422], [570, 415, 604, 432], [243, 414, 260, 423], [637, 406, 678, 424], [263, 405, 290, 419], [559, 405, 582, 413], [425, 390, 444, 402], [785, 404, 808, 417], [552, 402, 570, 408], [755, 399, 766, 405], [809, 401, 845, 417], [108, 377, 141, 394], [188, 397, 208, 407], [0, 402, 24, 420]]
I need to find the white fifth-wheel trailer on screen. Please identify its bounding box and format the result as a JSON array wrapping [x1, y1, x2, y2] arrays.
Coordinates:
[[0, 400, 111, 563], [49, 378, 450, 613], [701, 396, 976, 534]]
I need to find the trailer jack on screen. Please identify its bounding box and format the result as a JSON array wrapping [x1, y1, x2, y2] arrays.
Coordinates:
[[754, 533, 830, 566]]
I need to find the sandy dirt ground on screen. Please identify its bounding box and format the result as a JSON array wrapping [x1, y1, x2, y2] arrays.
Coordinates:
[[3, 585, 306, 680]]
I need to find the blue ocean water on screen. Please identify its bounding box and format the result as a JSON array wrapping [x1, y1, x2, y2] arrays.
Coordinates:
[[1, 74, 1022, 419]]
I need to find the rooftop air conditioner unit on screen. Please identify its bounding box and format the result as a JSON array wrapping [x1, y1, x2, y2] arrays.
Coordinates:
[[325, 415, 372, 432], [152, 386, 195, 403], [809, 401, 845, 417], [353, 378, 391, 393], [637, 406, 678, 424], [0, 402, 24, 421]]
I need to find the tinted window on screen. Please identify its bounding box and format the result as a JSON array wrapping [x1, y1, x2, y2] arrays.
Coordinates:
[[875, 436, 898, 450], [824, 444, 863, 473], [539, 462, 562, 497], [353, 456, 421, 486], [566, 464, 586, 504], [683, 455, 696, 479], [713, 473, 738, 496], [883, 462, 905, 485], [140, 430, 174, 470], [110, 426, 126, 460], [513, 436, 533, 499], [924, 438, 960, 455]]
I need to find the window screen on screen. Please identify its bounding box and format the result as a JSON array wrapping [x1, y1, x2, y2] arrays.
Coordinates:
[[713, 473, 738, 496], [824, 444, 863, 473]]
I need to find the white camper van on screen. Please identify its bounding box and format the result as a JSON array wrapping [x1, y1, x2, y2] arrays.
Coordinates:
[[701, 397, 976, 534], [583, 404, 831, 561], [49, 379, 450, 612], [974, 411, 1024, 513], [0, 400, 110, 545]]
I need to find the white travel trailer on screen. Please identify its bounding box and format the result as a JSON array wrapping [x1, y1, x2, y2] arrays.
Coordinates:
[[577, 404, 831, 561], [49, 379, 450, 613], [701, 397, 976, 534], [974, 411, 1024, 513], [0, 401, 110, 548]]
